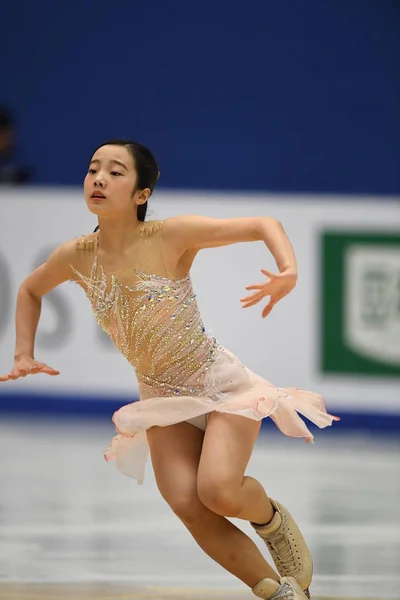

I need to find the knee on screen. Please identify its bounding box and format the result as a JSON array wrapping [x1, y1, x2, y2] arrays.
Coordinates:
[[197, 479, 242, 517], [160, 487, 204, 526]]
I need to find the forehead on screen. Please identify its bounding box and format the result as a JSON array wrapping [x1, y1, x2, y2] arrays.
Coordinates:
[[91, 145, 134, 167]]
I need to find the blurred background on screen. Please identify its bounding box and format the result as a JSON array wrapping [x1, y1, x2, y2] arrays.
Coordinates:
[[0, 1, 399, 599]]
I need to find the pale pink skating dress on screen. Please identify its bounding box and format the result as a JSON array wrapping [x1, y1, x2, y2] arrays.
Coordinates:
[[73, 222, 338, 484]]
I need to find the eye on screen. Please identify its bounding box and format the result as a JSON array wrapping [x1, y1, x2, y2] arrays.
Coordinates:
[[88, 168, 97, 174], [110, 171, 122, 177]]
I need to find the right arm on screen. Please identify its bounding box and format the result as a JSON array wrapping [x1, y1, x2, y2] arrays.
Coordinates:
[[0, 240, 79, 382]]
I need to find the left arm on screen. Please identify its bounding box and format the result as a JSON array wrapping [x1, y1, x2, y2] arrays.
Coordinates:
[[164, 214, 297, 274], [164, 215, 298, 318]]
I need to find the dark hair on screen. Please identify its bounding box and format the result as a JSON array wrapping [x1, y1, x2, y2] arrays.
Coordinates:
[[92, 139, 159, 231]]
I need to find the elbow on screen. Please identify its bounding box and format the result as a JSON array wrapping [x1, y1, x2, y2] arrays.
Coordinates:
[[256, 217, 282, 239], [269, 217, 283, 228], [19, 281, 42, 303]]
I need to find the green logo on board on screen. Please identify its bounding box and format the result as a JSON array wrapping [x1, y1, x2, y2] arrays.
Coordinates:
[[321, 233, 400, 376]]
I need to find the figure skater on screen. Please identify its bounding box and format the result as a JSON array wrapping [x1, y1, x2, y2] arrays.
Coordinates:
[[0, 140, 338, 599]]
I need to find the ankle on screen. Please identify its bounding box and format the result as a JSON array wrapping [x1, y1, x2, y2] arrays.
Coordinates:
[[252, 500, 275, 527]]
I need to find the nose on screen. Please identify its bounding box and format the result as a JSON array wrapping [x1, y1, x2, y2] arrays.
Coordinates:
[[94, 173, 106, 187]]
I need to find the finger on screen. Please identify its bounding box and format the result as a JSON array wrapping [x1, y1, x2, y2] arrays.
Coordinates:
[[15, 368, 28, 378], [261, 269, 276, 279], [262, 303, 275, 318], [31, 361, 48, 370], [261, 293, 284, 317], [38, 366, 60, 375], [0, 374, 12, 382], [240, 292, 264, 303], [245, 281, 276, 296], [8, 373, 21, 380], [242, 297, 263, 309], [36, 361, 59, 371], [262, 300, 276, 318], [241, 286, 273, 302]]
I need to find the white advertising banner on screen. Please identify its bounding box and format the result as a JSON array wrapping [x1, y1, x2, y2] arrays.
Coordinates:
[[0, 189, 398, 413]]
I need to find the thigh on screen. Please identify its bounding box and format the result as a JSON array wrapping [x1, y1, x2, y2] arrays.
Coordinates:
[[147, 421, 204, 507], [198, 413, 261, 489]]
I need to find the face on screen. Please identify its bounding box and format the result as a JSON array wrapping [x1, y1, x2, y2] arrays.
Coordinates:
[[83, 145, 149, 219]]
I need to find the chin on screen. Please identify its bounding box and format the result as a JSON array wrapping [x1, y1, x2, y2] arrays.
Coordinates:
[[86, 201, 105, 215]]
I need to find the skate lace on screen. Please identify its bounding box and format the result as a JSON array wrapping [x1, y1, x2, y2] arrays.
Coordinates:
[[268, 534, 297, 571], [270, 583, 294, 599], [267, 515, 300, 574]]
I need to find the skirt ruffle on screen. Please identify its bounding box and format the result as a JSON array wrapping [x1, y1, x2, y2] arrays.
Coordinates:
[[104, 349, 339, 484]]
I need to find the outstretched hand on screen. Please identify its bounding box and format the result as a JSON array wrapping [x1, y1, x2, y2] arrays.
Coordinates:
[[0, 356, 60, 382], [240, 269, 297, 318]]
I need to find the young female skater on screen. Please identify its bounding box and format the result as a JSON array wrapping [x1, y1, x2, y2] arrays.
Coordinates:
[[0, 140, 338, 599]]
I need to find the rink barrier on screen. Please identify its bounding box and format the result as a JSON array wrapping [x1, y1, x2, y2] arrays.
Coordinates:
[[0, 391, 399, 434]]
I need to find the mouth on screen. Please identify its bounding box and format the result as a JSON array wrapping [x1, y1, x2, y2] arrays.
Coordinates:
[[91, 192, 106, 201]]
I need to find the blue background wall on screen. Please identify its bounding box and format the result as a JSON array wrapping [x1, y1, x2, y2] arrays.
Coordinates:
[[2, 1, 399, 193]]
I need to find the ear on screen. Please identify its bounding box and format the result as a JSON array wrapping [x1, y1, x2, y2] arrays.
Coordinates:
[[135, 188, 151, 205]]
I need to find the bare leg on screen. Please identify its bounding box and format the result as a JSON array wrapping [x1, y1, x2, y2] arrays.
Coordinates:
[[197, 413, 275, 524], [147, 421, 279, 588], [236, 476, 275, 524], [197, 413, 313, 596]]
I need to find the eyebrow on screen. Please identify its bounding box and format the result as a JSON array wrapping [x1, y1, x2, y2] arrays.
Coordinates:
[[90, 158, 128, 171]]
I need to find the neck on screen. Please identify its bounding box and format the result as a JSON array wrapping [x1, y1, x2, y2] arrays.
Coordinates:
[[97, 214, 143, 253]]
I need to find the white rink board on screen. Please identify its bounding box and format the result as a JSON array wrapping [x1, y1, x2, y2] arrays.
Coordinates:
[[0, 188, 398, 413]]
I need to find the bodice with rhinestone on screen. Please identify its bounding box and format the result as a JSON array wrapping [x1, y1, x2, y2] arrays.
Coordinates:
[[75, 249, 217, 399]]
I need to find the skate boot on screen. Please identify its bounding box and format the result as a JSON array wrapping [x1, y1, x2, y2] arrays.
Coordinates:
[[251, 499, 312, 597], [252, 576, 309, 599]]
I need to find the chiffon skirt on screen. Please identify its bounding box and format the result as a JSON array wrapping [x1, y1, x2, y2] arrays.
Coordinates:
[[104, 347, 339, 484]]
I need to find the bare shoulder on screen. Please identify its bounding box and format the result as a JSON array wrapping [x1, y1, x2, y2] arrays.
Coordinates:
[[162, 215, 200, 245], [22, 236, 95, 299], [163, 215, 198, 231], [48, 234, 96, 265], [139, 220, 164, 238], [75, 232, 98, 251], [46, 231, 99, 276]]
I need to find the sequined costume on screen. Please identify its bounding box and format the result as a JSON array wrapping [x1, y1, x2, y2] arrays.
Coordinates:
[[73, 222, 338, 484]]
